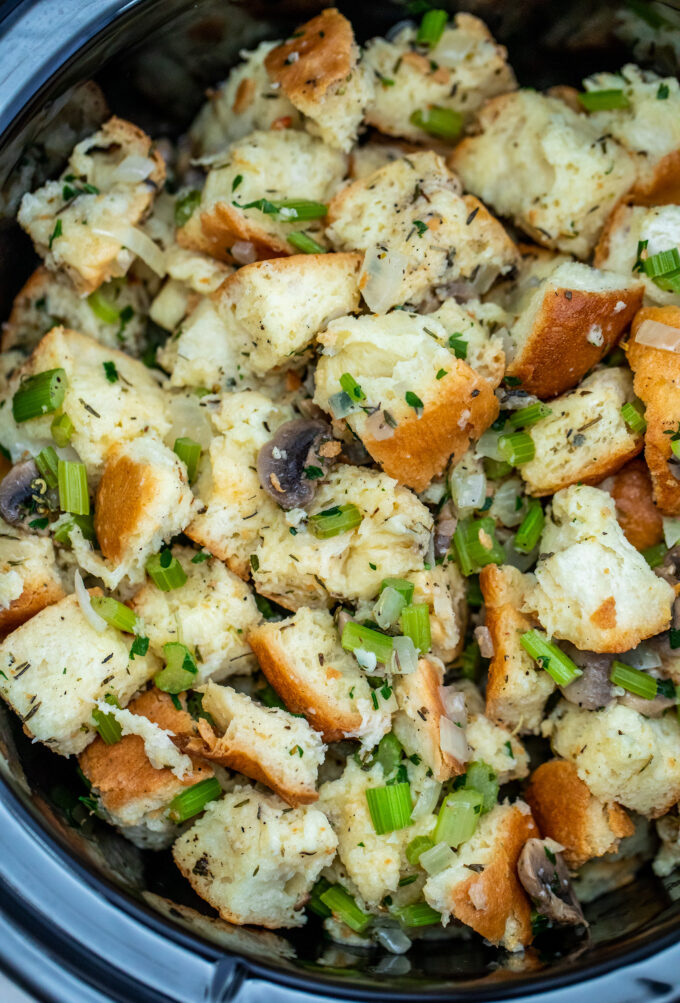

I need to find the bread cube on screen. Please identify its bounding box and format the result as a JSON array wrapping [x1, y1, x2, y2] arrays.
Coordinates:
[[594, 204, 680, 308], [409, 562, 466, 664], [393, 657, 466, 782], [172, 786, 338, 927], [519, 368, 644, 497], [264, 9, 374, 153], [607, 457, 664, 552], [529, 484, 674, 652], [248, 607, 391, 744], [450, 90, 636, 258], [0, 527, 64, 639], [424, 801, 538, 951], [18, 117, 165, 294], [0, 592, 158, 755], [326, 151, 518, 311]]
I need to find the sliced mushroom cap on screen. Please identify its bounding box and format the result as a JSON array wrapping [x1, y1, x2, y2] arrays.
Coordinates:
[[0, 459, 40, 525], [434, 499, 457, 561], [518, 838, 586, 928], [257, 418, 337, 510], [560, 643, 615, 711]]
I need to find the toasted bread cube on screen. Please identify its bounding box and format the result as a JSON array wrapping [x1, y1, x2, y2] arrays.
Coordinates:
[[594, 204, 680, 308], [172, 786, 337, 928], [264, 9, 374, 153], [424, 801, 538, 951], [529, 485, 674, 652], [252, 465, 433, 609], [326, 151, 518, 311], [79, 688, 214, 849], [627, 306, 680, 515], [177, 130, 346, 262], [547, 700, 680, 818], [0, 528, 64, 639], [481, 564, 555, 735], [455, 679, 529, 783], [409, 562, 466, 664], [17, 117, 165, 294], [502, 261, 642, 397], [450, 91, 636, 258], [364, 13, 516, 142], [393, 657, 466, 782], [654, 813, 680, 877], [581, 64, 680, 206], [0, 593, 158, 755], [188, 41, 302, 156], [607, 457, 664, 552], [0, 327, 169, 481], [525, 759, 634, 870], [183, 681, 325, 805], [186, 391, 294, 577], [519, 368, 644, 497], [313, 311, 499, 493], [130, 547, 260, 683], [248, 607, 390, 744]]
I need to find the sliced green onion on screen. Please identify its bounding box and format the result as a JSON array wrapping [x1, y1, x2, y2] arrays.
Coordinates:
[[380, 578, 415, 604], [373, 586, 407, 629], [174, 189, 201, 227], [35, 446, 59, 489], [371, 732, 403, 778], [400, 603, 431, 653], [452, 517, 506, 576], [173, 437, 201, 483], [498, 431, 535, 465], [309, 503, 362, 538], [341, 621, 394, 664], [90, 596, 139, 633], [87, 287, 121, 324], [417, 8, 448, 46], [520, 630, 582, 686], [168, 776, 221, 822], [319, 885, 372, 933], [12, 368, 67, 423], [578, 89, 630, 111], [287, 231, 326, 254], [57, 460, 89, 515], [642, 542, 666, 568], [621, 400, 647, 434], [410, 106, 463, 142], [610, 659, 657, 699], [514, 500, 544, 554], [460, 640, 481, 680], [339, 372, 366, 402], [308, 878, 332, 917], [92, 694, 122, 745], [146, 550, 187, 591], [394, 902, 441, 928], [51, 412, 74, 446], [405, 835, 434, 867], [434, 789, 484, 847], [448, 336, 468, 359], [463, 761, 498, 813], [154, 641, 198, 694], [508, 403, 552, 428], [419, 840, 455, 875], [365, 782, 412, 835]]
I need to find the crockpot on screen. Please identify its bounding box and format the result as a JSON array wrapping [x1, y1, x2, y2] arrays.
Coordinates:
[[1, 1, 680, 999]]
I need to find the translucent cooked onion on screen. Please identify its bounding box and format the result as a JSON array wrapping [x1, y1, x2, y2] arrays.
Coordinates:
[[410, 778, 442, 819], [361, 247, 409, 314], [439, 715, 469, 763], [231, 240, 258, 265], [92, 224, 166, 276], [74, 570, 107, 632], [635, 319, 680, 352], [112, 155, 156, 183]]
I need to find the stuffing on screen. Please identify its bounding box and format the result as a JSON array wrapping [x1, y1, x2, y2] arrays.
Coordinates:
[[0, 327, 169, 482], [130, 546, 261, 683], [594, 204, 680, 308], [654, 812, 680, 877], [325, 151, 518, 311], [313, 311, 499, 492], [264, 9, 374, 153], [519, 368, 644, 497], [392, 657, 466, 781], [408, 562, 467, 664], [248, 607, 391, 744], [455, 679, 530, 784], [627, 306, 680, 515], [525, 759, 634, 869], [606, 457, 664, 552], [183, 681, 325, 805], [529, 485, 674, 652], [172, 785, 338, 928], [17, 117, 165, 294], [252, 465, 433, 609], [0, 526, 64, 639], [546, 700, 680, 818], [449, 90, 636, 258], [364, 13, 516, 142], [423, 801, 538, 951], [581, 64, 680, 206], [176, 129, 346, 262], [78, 688, 214, 850], [481, 564, 555, 736], [2, 267, 149, 355], [0, 592, 158, 756]]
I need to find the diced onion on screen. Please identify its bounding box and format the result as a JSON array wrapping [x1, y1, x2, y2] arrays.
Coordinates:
[[391, 635, 419, 675], [112, 155, 156, 183], [474, 625, 494, 659], [375, 926, 412, 955], [663, 515, 680, 549], [361, 247, 409, 314], [410, 778, 442, 819], [419, 840, 455, 876], [74, 570, 107, 632], [635, 319, 680, 352], [439, 715, 469, 763], [231, 240, 258, 265], [92, 224, 166, 276]]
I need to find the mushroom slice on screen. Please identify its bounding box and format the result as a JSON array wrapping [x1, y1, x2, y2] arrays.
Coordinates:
[[560, 644, 615, 711], [517, 838, 587, 928], [257, 418, 338, 510], [0, 459, 41, 525]]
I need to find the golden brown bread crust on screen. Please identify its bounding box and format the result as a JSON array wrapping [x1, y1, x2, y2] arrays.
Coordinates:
[[94, 452, 154, 563], [628, 149, 680, 207], [393, 657, 465, 781], [177, 203, 291, 264], [264, 9, 355, 106], [524, 759, 634, 870], [0, 578, 65, 641], [609, 457, 664, 551], [505, 284, 643, 399], [627, 306, 680, 515], [362, 361, 499, 494]]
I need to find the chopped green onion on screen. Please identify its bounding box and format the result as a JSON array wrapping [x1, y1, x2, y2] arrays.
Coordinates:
[[341, 621, 394, 664], [51, 412, 74, 447], [57, 460, 89, 515], [463, 762, 498, 813], [417, 8, 447, 46], [419, 840, 455, 875], [35, 446, 59, 489], [610, 659, 657, 699], [90, 596, 139, 633], [394, 902, 441, 928], [405, 835, 434, 866], [373, 586, 407, 629], [621, 400, 647, 434], [371, 732, 403, 778], [498, 431, 535, 465], [514, 500, 544, 554], [307, 878, 332, 917], [12, 368, 67, 423], [578, 89, 630, 111], [380, 578, 415, 604], [319, 885, 372, 933], [520, 630, 582, 686], [174, 189, 201, 227], [146, 551, 187, 591], [87, 287, 121, 324], [448, 336, 468, 359], [154, 641, 198, 694], [92, 695, 122, 745], [339, 372, 366, 402], [168, 776, 221, 822], [410, 106, 463, 141], [365, 782, 412, 834], [460, 640, 481, 680], [452, 517, 505, 576], [309, 503, 362, 538], [642, 542, 666, 568], [434, 789, 484, 847], [173, 437, 201, 483], [287, 231, 326, 254], [400, 603, 431, 653], [508, 403, 552, 428]]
